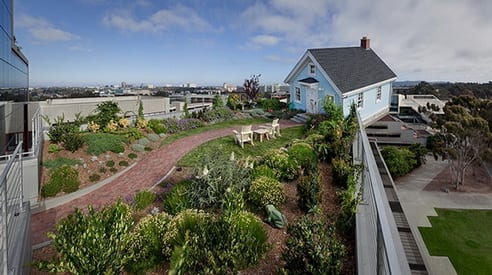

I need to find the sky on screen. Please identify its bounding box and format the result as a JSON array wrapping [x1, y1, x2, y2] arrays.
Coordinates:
[[14, 0, 492, 87]]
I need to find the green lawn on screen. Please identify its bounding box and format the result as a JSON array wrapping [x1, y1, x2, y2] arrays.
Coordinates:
[[178, 126, 304, 167], [419, 208, 492, 275], [160, 117, 270, 146]]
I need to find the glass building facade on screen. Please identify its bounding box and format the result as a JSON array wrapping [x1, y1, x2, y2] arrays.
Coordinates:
[[1, 0, 29, 155]]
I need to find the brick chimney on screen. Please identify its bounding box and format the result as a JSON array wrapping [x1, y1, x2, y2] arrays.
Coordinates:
[[360, 36, 370, 49]]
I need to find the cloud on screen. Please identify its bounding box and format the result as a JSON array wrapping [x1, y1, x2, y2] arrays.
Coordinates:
[[17, 14, 80, 43], [245, 34, 280, 49], [265, 54, 296, 64], [68, 45, 93, 52], [242, 0, 492, 82], [103, 5, 212, 33]]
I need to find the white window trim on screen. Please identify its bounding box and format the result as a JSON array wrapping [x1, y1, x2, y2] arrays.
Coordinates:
[[295, 86, 301, 103], [309, 63, 316, 75], [376, 86, 382, 103], [357, 92, 364, 109]]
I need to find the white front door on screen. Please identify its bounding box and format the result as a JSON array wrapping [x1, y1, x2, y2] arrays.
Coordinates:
[[306, 88, 318, 114]]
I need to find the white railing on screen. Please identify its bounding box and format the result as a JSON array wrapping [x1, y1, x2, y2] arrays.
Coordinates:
[[354, 113, 411, 275], [0, 142, 24, 274]]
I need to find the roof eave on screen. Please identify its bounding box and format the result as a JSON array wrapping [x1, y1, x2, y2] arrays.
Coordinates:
[[342, 77, 397, 98]]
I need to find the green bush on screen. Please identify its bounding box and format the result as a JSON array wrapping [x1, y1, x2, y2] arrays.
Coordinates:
[[128, 152, 138, 159], [297, 172, 321, 213], [48, 143, 62, 153], [41, 166, 80, 197], [98, 167, 107, 173], [106, 160, 115, 167], [253, 164, 279, 180], [43, 157, 81, 169], [381, 146, 417, 177], [137, 137, 150, 146], [125, 213, 171, 273], [260, 98, 282, 111], [92, 101, 121, 127], [288, 142, 317, 171], [337, 169, 361, 233], [249, 176, 285, 208], [35, 201, 134, 274], [89, 173, 101, 182], [132, 143, 145, 152], [85, 133, 126, 156], [188, 155, 252, 210], [118, 160, 129, 167], [62, 131, 85, 152], [41, 182, 62, 198], [163, 180, 193, 215], [262, 149, 298, 181], [144, 146, 152, 152], [48, 121, 79, 144], [331, 157, 352, 187], [148, 119, 167, 134], [147, 133, 160, 142], [134, 190, 156, 210], [110, 167, 118, 173], [282, 214, 345, 275], [122, 127, 144, 142]]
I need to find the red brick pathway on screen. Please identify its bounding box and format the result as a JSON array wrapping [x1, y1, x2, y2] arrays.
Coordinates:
[[31, 120, 301, 246]]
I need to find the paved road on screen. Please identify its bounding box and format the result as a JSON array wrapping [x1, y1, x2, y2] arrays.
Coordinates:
[[31, 120, 301, 247], [395, 156, 492, 275]]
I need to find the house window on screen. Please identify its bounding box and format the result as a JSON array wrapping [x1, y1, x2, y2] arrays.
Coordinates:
[[357, 93, 364, 108], [309, 64, 316, 75], [376, 87, 382, 102], [295, 87, 301, 102]]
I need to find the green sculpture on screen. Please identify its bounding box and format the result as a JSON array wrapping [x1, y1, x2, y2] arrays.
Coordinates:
[[265, 204, 287, 229]]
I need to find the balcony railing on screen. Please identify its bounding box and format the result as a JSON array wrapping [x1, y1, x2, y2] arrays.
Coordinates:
[[0, 142, 31, 274], [354, 113, 411, 275]]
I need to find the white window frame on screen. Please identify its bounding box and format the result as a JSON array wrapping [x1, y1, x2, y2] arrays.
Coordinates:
[[376, 86, 382, 102], [295, 87, 301, 102], [309, 63, 316, 75], [357, 92, 364, 109]]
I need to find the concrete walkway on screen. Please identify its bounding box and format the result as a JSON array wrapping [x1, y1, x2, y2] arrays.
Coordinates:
[[395, 156, 492, 275], [31, 120, 302, 247]]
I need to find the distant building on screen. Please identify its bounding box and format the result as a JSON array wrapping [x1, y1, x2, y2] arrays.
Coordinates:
[[121, 81, 127, 88], [223, 83, 237, 92]]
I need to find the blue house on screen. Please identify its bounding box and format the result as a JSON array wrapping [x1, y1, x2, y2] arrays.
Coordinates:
[[284, 37, 397, 125]]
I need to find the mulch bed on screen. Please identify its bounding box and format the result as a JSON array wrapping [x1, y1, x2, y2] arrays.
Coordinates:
[[423, 162, 492, 193]]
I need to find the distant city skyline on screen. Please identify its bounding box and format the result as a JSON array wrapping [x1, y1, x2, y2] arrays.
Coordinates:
[[15, 0, 492, 87]]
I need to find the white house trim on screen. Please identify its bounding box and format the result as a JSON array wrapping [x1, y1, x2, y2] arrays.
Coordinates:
[[342, 77, 397, 98]]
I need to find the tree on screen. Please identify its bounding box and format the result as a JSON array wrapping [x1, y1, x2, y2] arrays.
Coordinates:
[[138, 100, 144, 120], [93, 101, 121, 127], [430, 96, 492, 189], [213, 94, 224, 109], [243, 74, 261, 102]]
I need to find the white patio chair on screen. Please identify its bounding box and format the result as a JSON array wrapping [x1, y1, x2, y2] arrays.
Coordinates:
[[260, 118, 281, 138], [232, 125, 254, 148]]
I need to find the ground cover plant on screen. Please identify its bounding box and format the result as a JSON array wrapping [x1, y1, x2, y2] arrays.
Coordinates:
[[42, 157, 81, 169], [419, 208, 492, 274]]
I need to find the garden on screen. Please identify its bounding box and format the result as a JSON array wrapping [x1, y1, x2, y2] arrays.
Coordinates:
[[33, 97, 361, 274]]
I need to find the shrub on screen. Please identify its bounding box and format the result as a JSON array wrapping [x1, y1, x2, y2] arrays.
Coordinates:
[[48, 121, 78, 144], [48, 144, 62, 153], [134, 190, 156, 210], [122, 127, 144, 142], [253, 164, 279, 180], [188, 155, 252, 210], [260, 98, 282, 111], [110, 167, 118, 173], [128, 152, 138, 159], [62, 132, 85, 152], [381, 146, 417, 177], [249, 176, 285, 208], [193, 108, 235, 123], [118, 160, 129, 167], [41, 182, 62, 198], [137, 137, 150, 146], [85, 133, 126, 156], [297, 172, 321, 213], [43, 157, 81, 169], [148, 119, 167, 134], [35, 201, 134, 274], [288, 142, 317, 171], [92, 101, 121, 127], [282, 214, 345, 275], [42, 166, 80, 197], [337, 169, 361, 233], [163, 180, 193, 215], [331, 157, 352, 187], [89, 173, 101, 182], [162, 118, 203, 134], [144, 146, 152, 151], [131, 143, 145, 152], [213, 94, 224, 109], [262, 149, 298, 181], [125, 213, 171, 273], [147, 133, 160, 142], [106, 160, 115, 167], [99, 167, 107, 173]]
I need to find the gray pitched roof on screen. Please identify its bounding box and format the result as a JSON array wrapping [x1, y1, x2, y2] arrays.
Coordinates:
[[308, 47, 396, 94]]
